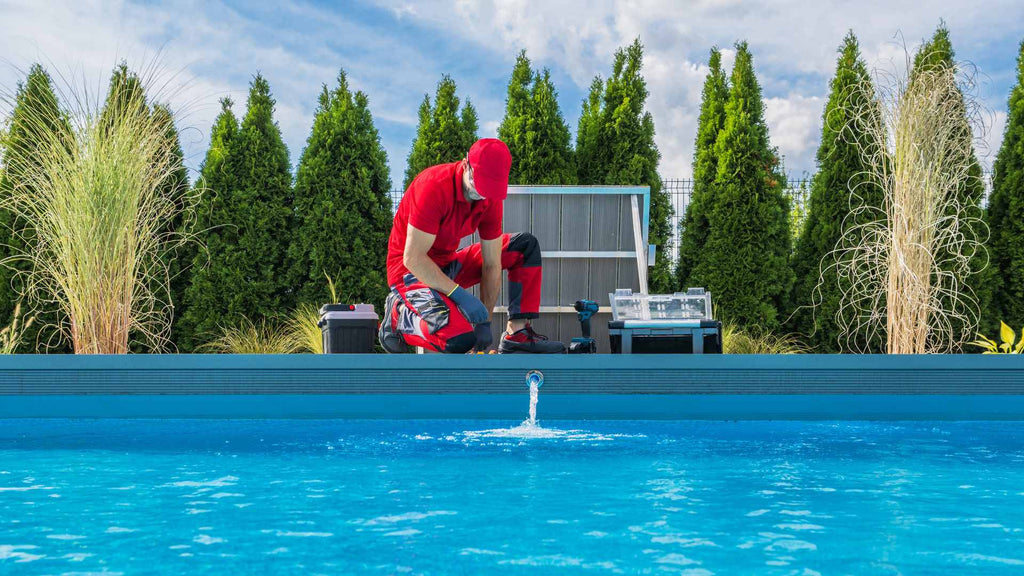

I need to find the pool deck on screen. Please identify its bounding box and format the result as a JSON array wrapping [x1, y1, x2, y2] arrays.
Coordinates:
[[2, 354, 1024, 420]]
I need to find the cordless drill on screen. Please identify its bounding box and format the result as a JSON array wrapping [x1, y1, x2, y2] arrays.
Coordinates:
[[568, 299, 599, 354]]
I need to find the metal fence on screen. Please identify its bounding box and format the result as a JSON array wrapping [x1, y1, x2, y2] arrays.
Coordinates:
[[390, 179, 812, 268], [391, 174, 994, 269]]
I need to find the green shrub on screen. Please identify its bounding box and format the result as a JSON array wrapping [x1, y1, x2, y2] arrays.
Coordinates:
[[677, 47, 728, 289], [286, 71, 392, 315], [575, 39, 673, 292], [687, 42, 793, 329], [498, 51, 576, 185], [987, 41, 1024, 335], [790, 32, 883, 352], [404, 76, 478, 188], [180, 75, 294, 350]]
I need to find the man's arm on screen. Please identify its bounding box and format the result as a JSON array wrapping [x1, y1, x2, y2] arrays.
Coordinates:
[[479, 237, 502, 321], [403, 224, 458, 294]]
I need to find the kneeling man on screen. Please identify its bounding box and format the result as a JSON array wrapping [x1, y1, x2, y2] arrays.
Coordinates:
[[379, 138, 565, 354]]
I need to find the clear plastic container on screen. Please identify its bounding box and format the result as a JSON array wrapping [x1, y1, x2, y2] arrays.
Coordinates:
[[609, 288, 712, 322]]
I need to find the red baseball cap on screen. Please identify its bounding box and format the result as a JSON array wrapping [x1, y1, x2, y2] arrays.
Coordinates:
[[467, 138, 511, 201]]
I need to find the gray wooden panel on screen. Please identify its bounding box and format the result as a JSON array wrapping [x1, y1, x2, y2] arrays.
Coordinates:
[[589, 260, 618, 306], [558, 313, 581, 344], [529, 315, 559, 343], [591, 312, 612, 354], [617, 259, 640, 292], [560, 195, 591, 250], [617, 194, 637, 250], [503, 195, 531, 235], [532, 196, 560, 250], [590, 195, 622, 251], [540, 259, 560, 307], [558, 259, 588, 307]]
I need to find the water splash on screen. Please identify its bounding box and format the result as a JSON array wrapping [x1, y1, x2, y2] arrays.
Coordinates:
[[524, 379, 540, 428]]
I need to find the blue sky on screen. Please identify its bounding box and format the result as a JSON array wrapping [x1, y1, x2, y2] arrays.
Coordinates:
[[2, 0, 1023, 188]]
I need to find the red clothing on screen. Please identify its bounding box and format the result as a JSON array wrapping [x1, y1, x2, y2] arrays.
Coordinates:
[[387, 233, 543, 353], [386, 161, 503, 286]]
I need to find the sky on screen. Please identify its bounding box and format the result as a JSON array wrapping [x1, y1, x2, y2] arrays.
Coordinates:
[[1, 0, 1022, 189]]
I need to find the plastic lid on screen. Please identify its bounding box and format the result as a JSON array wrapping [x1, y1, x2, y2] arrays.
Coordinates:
[[318, 303, 378, 321]]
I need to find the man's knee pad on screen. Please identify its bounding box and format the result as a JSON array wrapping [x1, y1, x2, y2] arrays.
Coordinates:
[[444, 331, 477, 354], [508, 232, 541, 267]]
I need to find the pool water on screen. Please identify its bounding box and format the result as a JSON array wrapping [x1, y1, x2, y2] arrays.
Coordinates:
[[1, 419, 1023, 574]]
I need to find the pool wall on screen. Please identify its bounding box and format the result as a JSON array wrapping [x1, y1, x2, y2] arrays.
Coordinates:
[[2, 354, 1023, 420]]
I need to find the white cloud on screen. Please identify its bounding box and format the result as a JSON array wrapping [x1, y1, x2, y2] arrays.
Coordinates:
[[765, 95, 825, 177], [3, 0, 1021, 186], [1, 0, 446, 182], [370, 0, 1024, 177]]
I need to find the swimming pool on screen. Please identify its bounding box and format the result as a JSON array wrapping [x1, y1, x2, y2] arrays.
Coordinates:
[[3, 418, 1023, 574]]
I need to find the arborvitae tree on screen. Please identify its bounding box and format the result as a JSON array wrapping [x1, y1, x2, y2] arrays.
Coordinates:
[[0, 64, 71, 352], [403, 76, 478, 188], [287, 70, 393, 313], [910, 25, 991, 342], [498, 51, 575, 184], [150, 104, 191, 350], [677, 48, 729, 289], [573, 40, 673, 291], [689, 42, 793, 328], [987, 40, 1024, 331], [575, 77, 605, 185], [180, 75, 293, 347], [788, 32, 884, 351], [175, 98, 238, 351], [102, 63, 148, 121], [529, 70, 576, 184]]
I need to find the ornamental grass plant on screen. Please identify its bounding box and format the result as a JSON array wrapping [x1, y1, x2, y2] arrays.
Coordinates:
[[722, 323, 809, 355], [287, 275, 339, 354], [199, 317, 297, 355], [0, 302, 34, 354], [0, 67, 197, 353], [829, 51, 988, 354]]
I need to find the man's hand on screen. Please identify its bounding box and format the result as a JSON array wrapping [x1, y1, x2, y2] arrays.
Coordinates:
[[473, 322, 493, 352], [448, 286, 489, 324]]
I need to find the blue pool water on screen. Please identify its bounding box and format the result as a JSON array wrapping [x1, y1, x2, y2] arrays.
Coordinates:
[[1, 419, 1023, 574]]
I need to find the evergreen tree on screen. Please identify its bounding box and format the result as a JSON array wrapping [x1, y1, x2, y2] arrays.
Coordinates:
[[910, 25, 991, 342], [287, 70, 393, 313], [180, 75, 293, 347], [151, 104, 191, 350], [96, 65, 192, 351], [788, 32, 884, 351], [677, 47, 729, 289], [573, 39, 673, 292], [987, 40, 1024, 331], [689, 42, 793, 328], [0, 64, 71, 352], [175, 98, 238, 351], [497, 51, 575, 184], [101, 63, 148, 130], [574, 77, 605, 185], [403, 76, 478, 188]]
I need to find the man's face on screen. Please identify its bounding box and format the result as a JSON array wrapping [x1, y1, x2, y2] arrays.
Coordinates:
[[464, 160, 485, 202]]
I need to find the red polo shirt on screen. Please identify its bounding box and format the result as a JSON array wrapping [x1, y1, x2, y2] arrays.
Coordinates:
[[386, 161, 504, 286]]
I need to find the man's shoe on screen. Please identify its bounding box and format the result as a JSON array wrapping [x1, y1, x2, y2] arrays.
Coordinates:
[[378, 291, 409, 354], [498, 324, 566, 354]]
